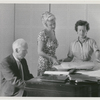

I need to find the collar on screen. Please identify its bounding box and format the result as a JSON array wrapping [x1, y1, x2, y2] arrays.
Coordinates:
[[76, 36, 88, 43], [12, 53, 20, 62]]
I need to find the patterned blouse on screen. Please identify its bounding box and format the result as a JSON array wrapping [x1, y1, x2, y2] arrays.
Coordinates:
[[37, 30, 58, 76]]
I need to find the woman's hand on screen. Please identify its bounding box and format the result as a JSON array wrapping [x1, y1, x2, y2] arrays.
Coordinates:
[[51, 57, 61, 65]]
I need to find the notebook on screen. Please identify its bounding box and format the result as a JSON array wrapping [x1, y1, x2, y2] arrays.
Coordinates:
[[39, 74, 69, 83], [69, 73, 99, 83]]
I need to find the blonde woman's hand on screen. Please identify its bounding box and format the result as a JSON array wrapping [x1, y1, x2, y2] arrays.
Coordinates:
[[51, 57, 60, 65]]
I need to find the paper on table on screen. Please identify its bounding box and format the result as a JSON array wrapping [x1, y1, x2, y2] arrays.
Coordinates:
[[53, 61, 95, 70], [74, 62, 100, 78], [44, 71, 69, 76]]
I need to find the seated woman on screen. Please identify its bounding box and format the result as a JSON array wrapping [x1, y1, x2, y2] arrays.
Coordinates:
[[59, 20, 100, 70], [37, 11, 60, 76]]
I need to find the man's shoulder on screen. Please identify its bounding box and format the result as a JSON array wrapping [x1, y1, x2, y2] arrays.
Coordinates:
[[1, 54, 14, 65]]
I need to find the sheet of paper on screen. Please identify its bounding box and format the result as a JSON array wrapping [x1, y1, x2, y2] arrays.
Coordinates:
[[53, 61, 97, 70], [61, 62, 95, 69], [44, 71, 69, 76]]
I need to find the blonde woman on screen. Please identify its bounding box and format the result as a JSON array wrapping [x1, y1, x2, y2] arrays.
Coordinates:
[[37, 11, 60, 76]]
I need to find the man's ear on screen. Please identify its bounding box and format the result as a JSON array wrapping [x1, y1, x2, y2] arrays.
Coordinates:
[[15, 48, 19, 53]]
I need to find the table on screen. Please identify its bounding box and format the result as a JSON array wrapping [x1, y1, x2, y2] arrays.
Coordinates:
[[25, 76, 100, 97]]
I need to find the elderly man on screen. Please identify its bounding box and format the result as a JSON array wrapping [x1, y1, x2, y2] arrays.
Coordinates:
[[0, 38, 33, 96]]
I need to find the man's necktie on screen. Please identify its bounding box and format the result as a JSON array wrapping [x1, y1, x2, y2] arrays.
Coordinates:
[[17, 61, 24, 81], [16, 61, 25, 96]]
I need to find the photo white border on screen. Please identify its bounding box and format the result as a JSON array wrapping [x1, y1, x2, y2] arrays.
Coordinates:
[[0, 0, 100, 4], [0, 0, 100, 100]]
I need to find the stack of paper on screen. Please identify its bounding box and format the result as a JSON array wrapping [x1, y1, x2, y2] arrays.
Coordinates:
[[44, 71, 69, 76]]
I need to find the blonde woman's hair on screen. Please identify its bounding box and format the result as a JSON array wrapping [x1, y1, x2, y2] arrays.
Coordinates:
[[41, 11, 56, 27]]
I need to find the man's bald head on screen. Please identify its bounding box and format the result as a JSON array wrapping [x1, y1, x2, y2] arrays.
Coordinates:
[[12, 38, 28, 60]]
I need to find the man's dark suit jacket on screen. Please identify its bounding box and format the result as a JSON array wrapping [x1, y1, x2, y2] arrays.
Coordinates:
[[0, 54, 33, 96]]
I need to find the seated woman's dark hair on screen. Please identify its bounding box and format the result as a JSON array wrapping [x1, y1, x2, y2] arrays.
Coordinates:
[[75, 20, 90, 31]]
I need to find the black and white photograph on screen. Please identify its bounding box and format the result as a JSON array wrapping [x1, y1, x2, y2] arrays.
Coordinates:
[[0, 0, 100, 98]]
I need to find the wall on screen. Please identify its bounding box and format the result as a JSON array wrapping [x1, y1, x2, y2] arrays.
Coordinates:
[[0, 4, 15, 63]]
